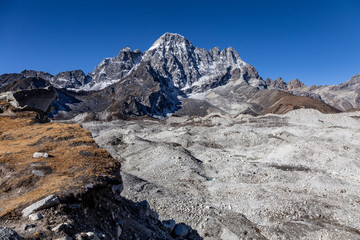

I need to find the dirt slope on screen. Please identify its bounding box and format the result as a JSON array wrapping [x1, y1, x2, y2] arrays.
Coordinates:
[[262, 90, 341, 114], [0, 108, 120, 218]]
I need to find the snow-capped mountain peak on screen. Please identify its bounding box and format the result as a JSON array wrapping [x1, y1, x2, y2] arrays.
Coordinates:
[[79, 33, 263, 92], [147, 32, 192, 51]]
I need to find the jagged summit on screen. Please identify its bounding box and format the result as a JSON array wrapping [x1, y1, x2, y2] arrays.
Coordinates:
[[148, 32, 193, 51], [287, 78, 306, 89], [266, 77, 306, 90], [83, 32, 263, 92]]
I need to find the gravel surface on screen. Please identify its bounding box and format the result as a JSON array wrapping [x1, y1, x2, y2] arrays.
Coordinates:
[[83, 109, 360, 240]]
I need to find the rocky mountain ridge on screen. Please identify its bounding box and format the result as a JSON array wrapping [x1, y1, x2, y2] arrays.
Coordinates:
[[0, 33, 359, 119], [265, 77, 307, 90], [83, 33, 265, 93]]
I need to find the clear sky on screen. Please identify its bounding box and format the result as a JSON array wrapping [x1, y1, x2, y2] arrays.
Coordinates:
[[1, 0, 359, 86]]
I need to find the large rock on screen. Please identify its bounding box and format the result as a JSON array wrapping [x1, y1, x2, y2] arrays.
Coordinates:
[[0, 87, 56, 113], [172, 223, 190, 238], [22, 195, 60, 217], [0, 228, 23, 240]]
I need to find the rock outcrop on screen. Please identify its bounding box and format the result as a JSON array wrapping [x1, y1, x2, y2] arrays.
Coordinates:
[[296, 73, 360, 111], [266, 77, 287, 89], [52, 70, 89, 89], [86, 47, 143, 90], [0, 85, 56, 122], [287, 78, 306, 89], [265, 77, 306, 90]]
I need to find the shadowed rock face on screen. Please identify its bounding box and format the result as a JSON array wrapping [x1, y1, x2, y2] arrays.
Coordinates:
[[12, 87, 56, 112], [0, 77, 51, 92], [0, 86, 56, 113], [87, 47, 143, 89], [96, 62, 183, 119]]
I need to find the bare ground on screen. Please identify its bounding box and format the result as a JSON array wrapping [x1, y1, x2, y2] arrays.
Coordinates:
[[83, 109, 360, 240]]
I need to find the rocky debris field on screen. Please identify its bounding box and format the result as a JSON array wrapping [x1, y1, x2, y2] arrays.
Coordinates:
[[0, 107, 201, 239], [83, 109, 360, 240]]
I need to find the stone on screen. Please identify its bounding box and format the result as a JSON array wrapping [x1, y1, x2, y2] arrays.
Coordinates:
[[22, 195, 60, 216], [111, 184, 124, 195], [75, 233, 84, 240], [86, 232, 100, 240], [31, 170, 44, 177], [23, 224, 36, 231], [0, 227, 24, 240], [28, 213, 43, 221], [116, 225, 122, 238], [75, 232, 101, 240], [173, 223, 190, 238], [52, 223, 70, 232], [33, 152, 49, 158], [162, 219, 176, 233], [136, 200, 151, 217]]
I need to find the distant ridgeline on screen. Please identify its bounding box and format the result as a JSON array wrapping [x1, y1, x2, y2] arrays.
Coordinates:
[[0, 33, 359, 120]]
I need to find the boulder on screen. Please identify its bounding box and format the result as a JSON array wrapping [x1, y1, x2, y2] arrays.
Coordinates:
[[33, 152, 49, 158], [52, 223, 71, 232], [0, 227, 23, 240], [28, 213, 43, 221], [111, 184, 123, 195], [172, 223, 190, 238], [162, 219, 176, 233], [0, 87, 56, 113], [22, 195, 60, 217]]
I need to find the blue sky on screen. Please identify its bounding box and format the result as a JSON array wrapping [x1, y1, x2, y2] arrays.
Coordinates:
[[0, 0, 359, 86]]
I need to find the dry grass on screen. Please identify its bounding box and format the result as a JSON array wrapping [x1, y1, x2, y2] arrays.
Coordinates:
[[0, 110, 120, 217]]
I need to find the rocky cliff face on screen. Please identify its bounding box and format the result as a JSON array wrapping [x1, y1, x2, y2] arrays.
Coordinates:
[[266, 77, 306, 90], [0, 70, 89, 90], [52, 70, 89, 89], [0, 70, 52, 88], [287, 78, 306, 89], [83, 33, 265, 94], [297, 74, 360, 111], [142, 33, 265, 93], [86, 48, 143, 90]]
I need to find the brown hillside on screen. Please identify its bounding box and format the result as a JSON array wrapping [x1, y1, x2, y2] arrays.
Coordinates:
[[262, 90, 341, 115], [0, 107, 120, 218]]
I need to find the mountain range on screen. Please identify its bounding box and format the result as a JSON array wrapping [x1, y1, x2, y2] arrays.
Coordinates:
[[0, 33, 359, 119]]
